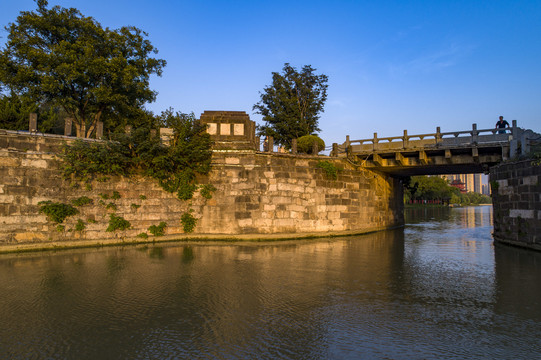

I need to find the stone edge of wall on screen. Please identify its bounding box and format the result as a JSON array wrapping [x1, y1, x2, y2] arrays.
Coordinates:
[[490, 159, 541, 252], [0, 225, 401, 254]]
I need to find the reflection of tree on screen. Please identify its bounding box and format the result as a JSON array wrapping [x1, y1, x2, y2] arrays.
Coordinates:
[[182, 246, 194, 263]]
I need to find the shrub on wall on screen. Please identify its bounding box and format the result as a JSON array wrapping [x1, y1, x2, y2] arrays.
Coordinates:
[[148, 222, 167, 236], [106, 214, 131, 232], [297, 135, 325, 154], [71, 196, 93, 206], [316, 160, 339, 180], [200, 184, 217, 199], [181, 210, 197, 233], [38, 201, 79, 223], [61, 111, 213, 201]]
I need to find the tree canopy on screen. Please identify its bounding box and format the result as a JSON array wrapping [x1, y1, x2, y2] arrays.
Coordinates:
[[0, 0, 166, 137], [253, 63, 328, 148], [405, 176, 458, 202], [404, 175, 492, 205]]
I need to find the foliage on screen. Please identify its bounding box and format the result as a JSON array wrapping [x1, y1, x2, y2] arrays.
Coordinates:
[[61, 110, 212, 200], [38, 200, 79, 223], [106, 202, 117, 211], [147, 110, 213, 200], [111, 191, 121, 200], [297, 135, 325, 154], [0, 1, 166, 138], [62, 140, 131, 182], [404, 176, 458, 203], [404, 175, 492, 205], [200, 184, 217, 199], [148, 222, 167, 236], [106, 214, 131, 232], [0, 92, 64, 133], [181, 210, 197, 233], [131, 203, 141, 210], [450, 191, 492, 206], [316, 160, 339, 180], [71, 196, 93, 206], [139, 195, 147, 200], [253, 63, 328, 148], [137, 232, 149, 239], [74, 219, 86, 231]]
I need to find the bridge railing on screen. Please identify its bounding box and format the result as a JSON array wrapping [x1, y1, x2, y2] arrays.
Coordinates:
[[342, 121, 518, 154]]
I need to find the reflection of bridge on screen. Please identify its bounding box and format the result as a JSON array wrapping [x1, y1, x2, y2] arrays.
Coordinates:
[[336, 120, 538, 176]]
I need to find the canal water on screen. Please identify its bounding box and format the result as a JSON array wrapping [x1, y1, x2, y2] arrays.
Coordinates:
[[1, 206, 540, 359]]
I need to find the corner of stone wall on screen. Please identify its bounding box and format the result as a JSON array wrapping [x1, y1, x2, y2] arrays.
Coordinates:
[[490, 160, 541, 251]]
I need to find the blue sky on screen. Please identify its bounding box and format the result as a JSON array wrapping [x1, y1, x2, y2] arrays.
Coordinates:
[[1, 0, 540, 146]]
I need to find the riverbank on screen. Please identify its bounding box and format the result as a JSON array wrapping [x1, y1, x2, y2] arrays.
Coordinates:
[[0, 225, 402, 254]]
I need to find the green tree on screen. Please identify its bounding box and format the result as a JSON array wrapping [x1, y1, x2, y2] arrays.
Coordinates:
[[253, 63, 328, 148], [0, 0, 165, 138], [405, 176, 457, 202], [0, 92, 65, 133]]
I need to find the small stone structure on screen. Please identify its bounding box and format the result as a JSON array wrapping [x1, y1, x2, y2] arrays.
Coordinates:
[[490, 159, 541, 251], [199, 111, 257, 150]]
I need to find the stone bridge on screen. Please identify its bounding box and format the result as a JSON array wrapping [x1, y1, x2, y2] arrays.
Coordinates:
[[335, 121, 539, 176]]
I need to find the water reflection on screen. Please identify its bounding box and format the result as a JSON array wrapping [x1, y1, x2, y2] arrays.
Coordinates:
[[0, 207, 540, 359]]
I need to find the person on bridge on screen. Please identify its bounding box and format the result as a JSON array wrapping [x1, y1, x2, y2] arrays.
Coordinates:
[[495, 116, 510, 134]]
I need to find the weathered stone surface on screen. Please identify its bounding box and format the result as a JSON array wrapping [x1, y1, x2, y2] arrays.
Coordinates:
[[0, 132, 404, 248], [490, 160, 541, 251]]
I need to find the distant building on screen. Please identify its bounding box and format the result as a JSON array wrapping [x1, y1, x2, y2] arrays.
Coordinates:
[[449, 179, 466, 193], [442, 173, 484, 194]]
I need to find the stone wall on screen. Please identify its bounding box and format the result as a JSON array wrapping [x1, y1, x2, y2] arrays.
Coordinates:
[[490, 160, 541, 251], [0, 131, 403, 249]]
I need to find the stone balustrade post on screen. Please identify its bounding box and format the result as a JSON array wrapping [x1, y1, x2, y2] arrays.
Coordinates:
[[403, 130, 408, 149], [29, 113, 37, 132], [436, 127, 442, 144], [472, 123, 478, 144], [291, 138, 297, 154], [267, 136, 273, 152], [373, 132, 378, 151], [255, 136, 260, 151], [331, 143, 338, 157], [64, 118, 73, 136], [96, 121, 104, 139], [511, 120, 518, 139]]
